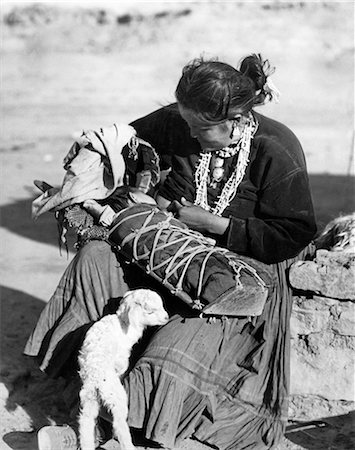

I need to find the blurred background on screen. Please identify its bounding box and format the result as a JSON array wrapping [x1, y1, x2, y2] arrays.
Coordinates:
[[2, 0, 354, 171], [1, 1, 354, 224]]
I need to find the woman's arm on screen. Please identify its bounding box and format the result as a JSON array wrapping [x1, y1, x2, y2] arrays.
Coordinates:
[[167, 197, 230, 235], [224, 169, 317, 263], [167, 164, 317, 264]]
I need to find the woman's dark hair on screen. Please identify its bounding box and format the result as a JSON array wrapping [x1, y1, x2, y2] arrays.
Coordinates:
[[175, 53, 275, 122]]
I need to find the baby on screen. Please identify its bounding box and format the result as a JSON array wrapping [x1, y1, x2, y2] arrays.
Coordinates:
[[83, 186, 157, 227]]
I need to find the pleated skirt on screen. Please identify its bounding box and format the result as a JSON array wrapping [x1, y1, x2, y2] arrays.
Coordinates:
[[24, 240, 306, 449]]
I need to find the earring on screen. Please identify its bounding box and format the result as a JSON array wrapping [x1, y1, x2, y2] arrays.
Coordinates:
[[230, 120, 241, 140]]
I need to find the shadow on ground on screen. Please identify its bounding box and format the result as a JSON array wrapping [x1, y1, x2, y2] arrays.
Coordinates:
[[1, 286, 71, 449], [285, 411, 355, 449], [0, 196, 77, 248], [0, 197, 58, 246]]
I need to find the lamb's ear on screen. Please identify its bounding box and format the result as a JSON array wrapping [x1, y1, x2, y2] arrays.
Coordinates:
[[117, 295, 131, 326]]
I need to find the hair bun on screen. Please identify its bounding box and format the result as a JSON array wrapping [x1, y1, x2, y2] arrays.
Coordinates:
[[239, 54, 280, 105]]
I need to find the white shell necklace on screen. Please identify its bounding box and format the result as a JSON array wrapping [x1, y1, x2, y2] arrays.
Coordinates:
[[194, 113, 258, 216]]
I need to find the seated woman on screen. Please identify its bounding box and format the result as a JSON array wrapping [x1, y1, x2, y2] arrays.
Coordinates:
[[25, 54, 317, 450]]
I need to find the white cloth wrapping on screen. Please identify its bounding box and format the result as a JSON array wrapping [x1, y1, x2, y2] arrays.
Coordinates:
[[32, 124, 135, 218]]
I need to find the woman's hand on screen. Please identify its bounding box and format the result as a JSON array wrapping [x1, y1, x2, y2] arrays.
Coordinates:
[[167, 197, 230, 235]]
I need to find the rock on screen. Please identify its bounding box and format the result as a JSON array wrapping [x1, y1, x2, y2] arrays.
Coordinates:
[[290, 293, 355, 403], [291, 296, 355, 338], [289, 250, 355, 300], [331, 303, 355, 336], [290, 333, 355, 400], [288, 395, 355, 421], [291, 296, 335, 334]]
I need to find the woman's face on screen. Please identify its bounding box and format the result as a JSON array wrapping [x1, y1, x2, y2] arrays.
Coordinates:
[[178, 105, 237, 151]]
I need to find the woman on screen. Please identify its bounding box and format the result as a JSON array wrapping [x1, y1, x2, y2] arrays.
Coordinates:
[[26, 54, 317, 450]]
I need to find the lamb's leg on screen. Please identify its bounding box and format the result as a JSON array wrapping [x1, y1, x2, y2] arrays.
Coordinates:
[[99, 378, 135, 450], [78, 382, 100, 450]]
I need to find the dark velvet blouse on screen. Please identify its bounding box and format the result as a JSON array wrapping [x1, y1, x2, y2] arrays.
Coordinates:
[[130, 104, 317, 264]]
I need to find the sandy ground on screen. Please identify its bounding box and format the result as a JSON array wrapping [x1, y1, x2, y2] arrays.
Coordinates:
[[1, 1, 354, 449]]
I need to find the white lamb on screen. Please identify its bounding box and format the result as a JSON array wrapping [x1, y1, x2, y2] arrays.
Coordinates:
[[77, 288, 169, 450]]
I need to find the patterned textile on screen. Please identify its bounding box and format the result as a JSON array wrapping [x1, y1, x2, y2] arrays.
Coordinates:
[[41, 135, 161, 251], [55, 204, 109, 252]]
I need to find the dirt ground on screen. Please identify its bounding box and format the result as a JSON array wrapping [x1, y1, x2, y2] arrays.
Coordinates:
[[1, 1, 354, 449]]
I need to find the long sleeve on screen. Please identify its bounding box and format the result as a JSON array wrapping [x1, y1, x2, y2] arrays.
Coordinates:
[[222, 114, 317, 263], [129, 106, 317, 264], [224, 169, 317, 263]]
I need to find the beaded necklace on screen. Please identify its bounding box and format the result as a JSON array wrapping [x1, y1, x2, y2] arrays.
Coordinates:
[[194, 113, 258, 216]]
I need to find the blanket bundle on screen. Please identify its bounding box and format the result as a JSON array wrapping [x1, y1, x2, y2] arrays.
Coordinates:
[[32, 124, 160, 218], [109, 204, 275, 317]]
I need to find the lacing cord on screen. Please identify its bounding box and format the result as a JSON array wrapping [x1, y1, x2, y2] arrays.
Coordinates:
[[110, 209, 266, 309]]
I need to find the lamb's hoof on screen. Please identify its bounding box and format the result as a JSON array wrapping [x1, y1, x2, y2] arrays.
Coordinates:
[[37, 425, 78, 450]]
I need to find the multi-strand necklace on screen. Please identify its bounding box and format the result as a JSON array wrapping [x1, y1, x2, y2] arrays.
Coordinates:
[[194, 113, 258, 216], [208, 145, 240, 189]]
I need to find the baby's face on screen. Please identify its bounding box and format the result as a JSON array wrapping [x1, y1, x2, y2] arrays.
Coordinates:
[[128, 190, 157, 206]]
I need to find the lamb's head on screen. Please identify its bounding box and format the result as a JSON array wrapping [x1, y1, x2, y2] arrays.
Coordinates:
[[118, 289, 169, 329]]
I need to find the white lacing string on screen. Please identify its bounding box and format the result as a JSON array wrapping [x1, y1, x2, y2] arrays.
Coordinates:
[[109, 208, 267, 309]]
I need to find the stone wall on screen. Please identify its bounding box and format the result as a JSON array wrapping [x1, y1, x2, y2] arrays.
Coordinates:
[[289, 250, 355, 419]]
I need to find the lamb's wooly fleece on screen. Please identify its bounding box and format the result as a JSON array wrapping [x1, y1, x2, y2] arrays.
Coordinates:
[[77, 289, 169, 450]]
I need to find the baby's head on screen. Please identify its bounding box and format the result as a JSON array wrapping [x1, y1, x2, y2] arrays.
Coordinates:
[[101, 186, 157, 212]]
